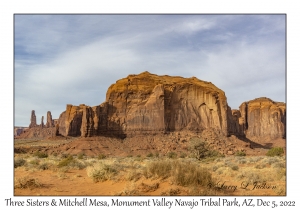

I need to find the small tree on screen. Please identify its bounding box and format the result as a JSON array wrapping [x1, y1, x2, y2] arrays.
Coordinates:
[[189, 137, 211, 160]]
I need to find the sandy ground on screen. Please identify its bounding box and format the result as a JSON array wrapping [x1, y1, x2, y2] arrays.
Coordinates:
[[14, 167, 285, 196]]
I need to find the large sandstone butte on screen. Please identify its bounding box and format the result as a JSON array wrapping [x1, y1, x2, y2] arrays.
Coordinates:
[[20, 72, 286, 141], [57, 71, 233, 138], [238, 97, 286, 139]]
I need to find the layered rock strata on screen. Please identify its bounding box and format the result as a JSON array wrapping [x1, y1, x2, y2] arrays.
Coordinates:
[[21, 72, 286, 141], [236, 97, 286, 139], [57, 71, 230, 137]]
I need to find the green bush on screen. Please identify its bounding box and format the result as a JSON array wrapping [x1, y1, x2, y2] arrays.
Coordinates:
[[58, 155, 74, 168], [179, 153, 187, 158], [235, 150, 246, 156], [189, 137, 223, 160], [167, 152, 177, 159], [266, 147, 284, 157], [146, 153, 154, 158], [98, 154, 106, 160], [231, 165, 239, 171], [87, 163, 116, 182], [77, 153, 84, 159], [33, 151, 48, 158], [14, 157, 26, 168]]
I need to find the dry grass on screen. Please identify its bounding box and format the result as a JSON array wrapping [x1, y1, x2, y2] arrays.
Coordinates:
[[14, 152, 286, 195], [86, 162, 117, 182], [143, 159, 213, 187], [14, 176, 43, 189]]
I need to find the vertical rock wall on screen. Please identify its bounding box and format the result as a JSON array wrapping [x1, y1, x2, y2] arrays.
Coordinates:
[[56, 72, 230, 137]]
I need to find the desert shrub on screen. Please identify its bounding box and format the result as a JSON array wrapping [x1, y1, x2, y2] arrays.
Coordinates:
[[237, 158, 247, 164], [98, 154, 106, 160], [262, 156, 280, 165], [231, 165, 239, 171], [146, 153, 154, 158], [125, 170, 142, 182], [77, 153, 84, 159], [33, 151, 48, 158], [14, 157, 26, 168], [189, 137, 223, 160], [179, 153, 187, 158], [61, 153, 69, 158], [212, 165, 219, 172], [216, 167, 225, 175], [29, 159, 40, 165], [272, 162, 285, 168], [276, 168, 286, 181], [255, 164, 266, 169], [249, 156, 263, 163], [172, 162, 213, 187], [167, 152, 177, 159], [87, 162, 116, 182], [38, 162, 49, 170], [144, 159, 213, 187], [144, 160, 172, 179], [136, 182, 159, 193], [57, 155, 74, 168], [236, 168, 276, 184], [189, 138, 210, 160], [266, 147, 284, 157], [235, 150, 246, 156], [14, 176, 42, 189], [161, 188, 181, 196]]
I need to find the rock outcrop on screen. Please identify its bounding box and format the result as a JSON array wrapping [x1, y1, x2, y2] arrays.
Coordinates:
[[57, 71, 230, 137], [46, 111, 54, 128], [236, 97, 286, 139], [17, 111, 58, 139], [40, 116, 44, 128], [20, 72, 286, 142], [29, 110, 37, 128]]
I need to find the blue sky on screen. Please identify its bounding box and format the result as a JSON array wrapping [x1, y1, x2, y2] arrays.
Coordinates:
[[14, 14, 286, 127]]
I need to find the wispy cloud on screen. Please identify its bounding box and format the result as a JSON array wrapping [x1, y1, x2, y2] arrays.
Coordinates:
[[14, 14, 286, 126]]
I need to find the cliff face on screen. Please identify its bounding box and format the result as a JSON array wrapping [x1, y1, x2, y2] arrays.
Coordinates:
[[239, 97, 286, 139], [57, 71, 230, 137], [26, 72, 285, 140]]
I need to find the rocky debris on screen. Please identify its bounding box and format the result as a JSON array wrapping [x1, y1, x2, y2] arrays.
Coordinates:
[[29, 110, 37, 128], [46, 111, 54, 127]]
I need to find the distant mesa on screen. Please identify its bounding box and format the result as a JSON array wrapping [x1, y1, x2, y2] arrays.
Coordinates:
[[17, 72, 286, 141]]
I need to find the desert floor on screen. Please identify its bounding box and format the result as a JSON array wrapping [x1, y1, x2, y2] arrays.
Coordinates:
[[14, 153, 286, 196]]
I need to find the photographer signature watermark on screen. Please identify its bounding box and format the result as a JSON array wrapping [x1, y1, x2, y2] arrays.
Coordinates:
[[207, 181, 277, 192]]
